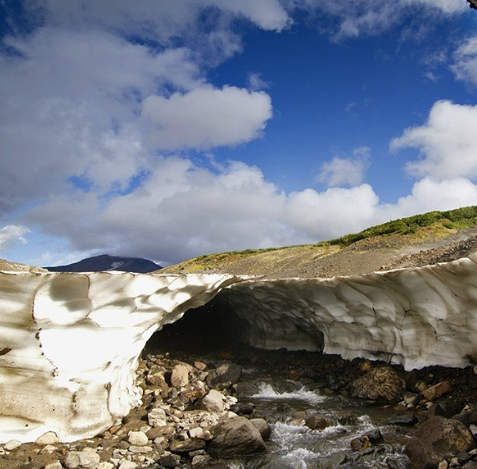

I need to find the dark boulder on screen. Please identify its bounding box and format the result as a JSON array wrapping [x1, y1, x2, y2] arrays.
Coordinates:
[[405, 416, 475, 469], [207, 416, 266, 458]]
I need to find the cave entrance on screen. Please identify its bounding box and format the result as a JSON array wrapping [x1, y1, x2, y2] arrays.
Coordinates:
[[145, 298, 249, 354]]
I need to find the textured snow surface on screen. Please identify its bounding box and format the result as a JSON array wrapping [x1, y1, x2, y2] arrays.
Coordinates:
[[0, 271, 242, 443], [1, 255, 477, 443]]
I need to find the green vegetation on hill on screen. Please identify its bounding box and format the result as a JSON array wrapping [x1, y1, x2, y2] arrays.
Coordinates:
[[160, 205, 477, 275], [321, 206, 477, 247]]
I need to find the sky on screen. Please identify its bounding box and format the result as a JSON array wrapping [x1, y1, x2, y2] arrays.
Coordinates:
[[1, 0, 477, 267]]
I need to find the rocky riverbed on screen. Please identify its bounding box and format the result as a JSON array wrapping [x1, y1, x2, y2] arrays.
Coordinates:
[[2, 348, 477, 469]]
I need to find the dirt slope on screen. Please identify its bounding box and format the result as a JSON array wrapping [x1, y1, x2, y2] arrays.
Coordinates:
[[160, 227, 477, 279]]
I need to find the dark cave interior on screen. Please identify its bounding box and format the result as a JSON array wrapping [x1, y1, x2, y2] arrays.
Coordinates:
[[145, 298, 250, 354]]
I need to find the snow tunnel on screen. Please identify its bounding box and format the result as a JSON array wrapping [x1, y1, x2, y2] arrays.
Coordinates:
[[145, 286, 325, 355]]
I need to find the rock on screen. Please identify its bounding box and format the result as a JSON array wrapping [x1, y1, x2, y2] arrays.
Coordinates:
[[118, 462, 138, 469], [350, 435, 371, 451], [323, 452, 348, 469], [97, 463, 115, 469], [128, 430, 149, 446], [387, 413, 418, 426], [364, 429, 384, 444], [249, 418, 272, 440], [336, 411, 359, 425], [45, 462, 63, 469], [405, 416, 476, 469], [305, 414, 335, 430], [170, 437, 206, 452], [148, 406, 168, 427], [200, 389, 226, 412], [4, 439, 22, 450], [171, 364, 190, 388], [349, 365, 405, 402], [157, 452, 181, 468], [422, 380, 452, 401], [206, 363, 242, 389], [386, 455, 412, 469], [35, 431, 59, 446], [208, 416, 266, 458], [64, 448, 101, 469]]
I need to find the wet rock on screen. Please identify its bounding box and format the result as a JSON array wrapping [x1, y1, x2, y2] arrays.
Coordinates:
[[364, 429, 384, 444], [405, 416, 476, 469], [422, 380, 452, 401], [207, 416, 266, 458], [249, 418, 272, 440], [386, 454, 411, 469], [349, 365, 405, 402], [322, 452, 348, 469], [350, 435, 371, 451], [387, 413, 418, 426], [305, 413, 335, 430], [206, 363, 242, 389], [336, 411, 359, 425], [230, 402, 254, 415]]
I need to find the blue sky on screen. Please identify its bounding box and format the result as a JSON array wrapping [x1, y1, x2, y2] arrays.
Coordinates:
[[1, 0, 477, 267]]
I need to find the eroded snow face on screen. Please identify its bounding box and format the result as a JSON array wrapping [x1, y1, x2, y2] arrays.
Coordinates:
[[0, 271, 242, 443], [224, 254, 477, 370], [1, 256, 477, 444]]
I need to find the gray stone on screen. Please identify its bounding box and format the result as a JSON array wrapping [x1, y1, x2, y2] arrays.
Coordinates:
[[200, 389, 226, 412], [206, 363, 242, 389], [208, 416, 266, 458], [127, 430, 148, 446], [64, 449, 100, 469], [249, 418, 272, 440]]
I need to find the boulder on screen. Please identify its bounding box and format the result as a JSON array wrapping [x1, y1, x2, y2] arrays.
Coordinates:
[[249, 418, 272, 440], [207, 416, 266, 458], [349, 365, 405, 402], [206, 363, 242, 389], [405, 416, 476, 469], [305, 414, 335, 430], [200, 389, 226, 413]]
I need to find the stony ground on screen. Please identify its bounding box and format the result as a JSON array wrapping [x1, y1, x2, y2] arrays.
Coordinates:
[[3, 348, 477, 469]]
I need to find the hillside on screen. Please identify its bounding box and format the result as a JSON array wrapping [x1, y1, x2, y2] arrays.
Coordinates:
[[159, 206, 477, 278]]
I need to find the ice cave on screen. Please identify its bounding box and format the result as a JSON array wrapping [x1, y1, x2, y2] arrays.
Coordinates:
[[1, 254, 477, 443]]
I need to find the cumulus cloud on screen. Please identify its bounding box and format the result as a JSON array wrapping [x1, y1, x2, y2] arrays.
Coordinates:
[[0, 225, 29, 252], [317, 147, 371, 187], [141, 86, 273, 151], [390, 100, 477, 179], [452, 35, 477, 87]]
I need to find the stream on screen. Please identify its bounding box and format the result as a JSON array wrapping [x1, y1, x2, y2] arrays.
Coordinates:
[[169, 349, 414, 469]]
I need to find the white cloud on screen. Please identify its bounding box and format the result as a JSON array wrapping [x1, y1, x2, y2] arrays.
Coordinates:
[[0, 225, 29, 252], [452, 35, 477, 87], [380, 177, 477, 220], [317, 148, 370, 187], [141, 86, 272, 151], [390, 100, 477, 179]]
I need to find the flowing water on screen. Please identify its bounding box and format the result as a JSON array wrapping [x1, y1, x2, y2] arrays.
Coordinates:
[[223, 365, 412, 469]]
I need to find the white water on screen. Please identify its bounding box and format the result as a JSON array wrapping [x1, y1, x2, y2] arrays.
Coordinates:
[[250, 382, 327, 405]]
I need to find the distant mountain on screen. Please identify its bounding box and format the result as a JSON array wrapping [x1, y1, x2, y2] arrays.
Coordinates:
[[44, 254, 162, 273]]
